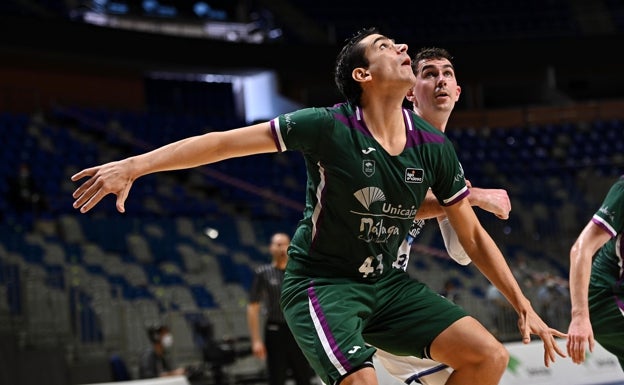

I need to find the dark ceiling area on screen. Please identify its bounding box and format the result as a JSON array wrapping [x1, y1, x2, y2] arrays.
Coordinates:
[[0, 0, 623, 109]]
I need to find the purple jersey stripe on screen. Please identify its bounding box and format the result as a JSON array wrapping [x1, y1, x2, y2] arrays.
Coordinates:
[[307, 283, 352, 372], [270, 118, 285, 152], [333, 106, 368, 137], [405, 363, 450, 384], [444, 187, 470, 206], [406, 128, 446, 148], [592, 216, 617, 237]]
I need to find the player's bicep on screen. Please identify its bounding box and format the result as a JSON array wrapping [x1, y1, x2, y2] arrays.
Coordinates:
[[580, 222, 613, 256], [217, 122, 278, 158]]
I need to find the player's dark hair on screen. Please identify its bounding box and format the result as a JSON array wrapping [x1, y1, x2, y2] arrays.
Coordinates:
[[411, 47, 454, 75], [334, 27, 378, 106]]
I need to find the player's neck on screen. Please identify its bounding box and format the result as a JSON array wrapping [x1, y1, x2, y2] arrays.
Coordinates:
[[361, 101, 406, 155], [415, 110, 449, 133]]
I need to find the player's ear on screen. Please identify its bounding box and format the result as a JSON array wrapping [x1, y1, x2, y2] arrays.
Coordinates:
[[353, 67, 370, 83], [455, 85, 461, 102]]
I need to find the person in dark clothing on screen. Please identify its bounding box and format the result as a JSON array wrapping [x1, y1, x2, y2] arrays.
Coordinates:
[[138, 324, 186, 379], [247, 232, 313, 385]]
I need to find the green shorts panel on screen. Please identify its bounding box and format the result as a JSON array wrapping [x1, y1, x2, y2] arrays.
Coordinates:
[[589, 288, 624, 369], [280, 268, 467, 385], [363, 269, 468, 355]]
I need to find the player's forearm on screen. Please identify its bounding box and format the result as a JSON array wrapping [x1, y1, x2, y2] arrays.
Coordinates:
[[416, 188, 488, 220], [568, 243, 592, 318], [130, 123, 277, 178], [130, 133, 229, 177]]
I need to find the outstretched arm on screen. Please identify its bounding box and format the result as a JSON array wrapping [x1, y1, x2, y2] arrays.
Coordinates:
[[566, 222, 611, 364], [72, 122, 277, 213], [444, 198, 566, 367]]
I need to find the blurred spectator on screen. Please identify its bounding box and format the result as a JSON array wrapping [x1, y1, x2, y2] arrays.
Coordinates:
[[138, 324, 187, 379], [510, 252, 538, 290], [6, 162, 48, 215], [486, 284, 517, 341], [535, 273, 570, 331], [440, 278, 461, 303]]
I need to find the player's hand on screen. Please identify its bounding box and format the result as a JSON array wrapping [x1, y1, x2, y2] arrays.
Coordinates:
[[469, 187, 511, 220], [566, 316, 595, 364], [517, 309, 567, 367], [71, 159, 135, 213]]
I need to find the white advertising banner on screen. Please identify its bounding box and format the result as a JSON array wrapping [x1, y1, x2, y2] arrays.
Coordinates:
[[500, 340, 623, 385], [82, 375, 190, 385], [374, 340, 624, 385]]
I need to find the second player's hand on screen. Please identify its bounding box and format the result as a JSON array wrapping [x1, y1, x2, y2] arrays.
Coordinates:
[[470, 187, 511, 219], [566, 316, 595, 364]]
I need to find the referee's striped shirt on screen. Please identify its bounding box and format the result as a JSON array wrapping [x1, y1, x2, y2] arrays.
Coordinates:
[[248, 264, 286, 324]]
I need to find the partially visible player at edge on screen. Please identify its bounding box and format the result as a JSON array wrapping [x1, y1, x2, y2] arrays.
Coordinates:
[[566, 174, 624, 370]]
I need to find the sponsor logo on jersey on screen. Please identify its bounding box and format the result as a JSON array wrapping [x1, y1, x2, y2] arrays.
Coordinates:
[[362, 160, 375, 177], [454, 162, 465, 182], [284, 113, 296, 133], [353, 187, 417, 218], [361, 147, 376, 154], [348, 346, 362, 354], [354, 186, 385, 209], [405, 168, 424, 183], [407, 219, 426, 238], [352, 187, 416, 244], [599, 205, 616, 222]]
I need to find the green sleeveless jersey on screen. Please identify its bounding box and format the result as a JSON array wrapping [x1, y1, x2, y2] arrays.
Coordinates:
[[270, 103, 468, 281], [589, 175, 624, 292]]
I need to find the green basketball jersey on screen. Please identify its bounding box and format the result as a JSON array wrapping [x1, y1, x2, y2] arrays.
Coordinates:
[[589, 175, 624, 292], [270, 103, 468, 281]]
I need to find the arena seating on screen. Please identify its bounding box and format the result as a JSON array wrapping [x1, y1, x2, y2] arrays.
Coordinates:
[[1, 104, 621, 362]]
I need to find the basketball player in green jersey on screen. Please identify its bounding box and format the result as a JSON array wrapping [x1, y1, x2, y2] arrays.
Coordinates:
[[567, 175, 624, 370], [71, 27, 565, 385]]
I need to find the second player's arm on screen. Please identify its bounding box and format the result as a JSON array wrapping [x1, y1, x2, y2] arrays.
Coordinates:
[[443, 198, 566, 366], [567, 222, 611, 364], [416, 187, 510, 220]]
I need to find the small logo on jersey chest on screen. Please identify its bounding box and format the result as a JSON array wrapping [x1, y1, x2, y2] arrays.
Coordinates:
[[405, 168, 424, 183], [361, 147, 376, 154], [363, 160, 375, 177]]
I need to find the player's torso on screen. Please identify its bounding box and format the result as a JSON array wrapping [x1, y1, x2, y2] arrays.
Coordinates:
[[290, 108, 451, 281]]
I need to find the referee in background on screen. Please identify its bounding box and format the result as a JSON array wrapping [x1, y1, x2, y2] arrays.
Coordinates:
[[247, 232, 314, 385]]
